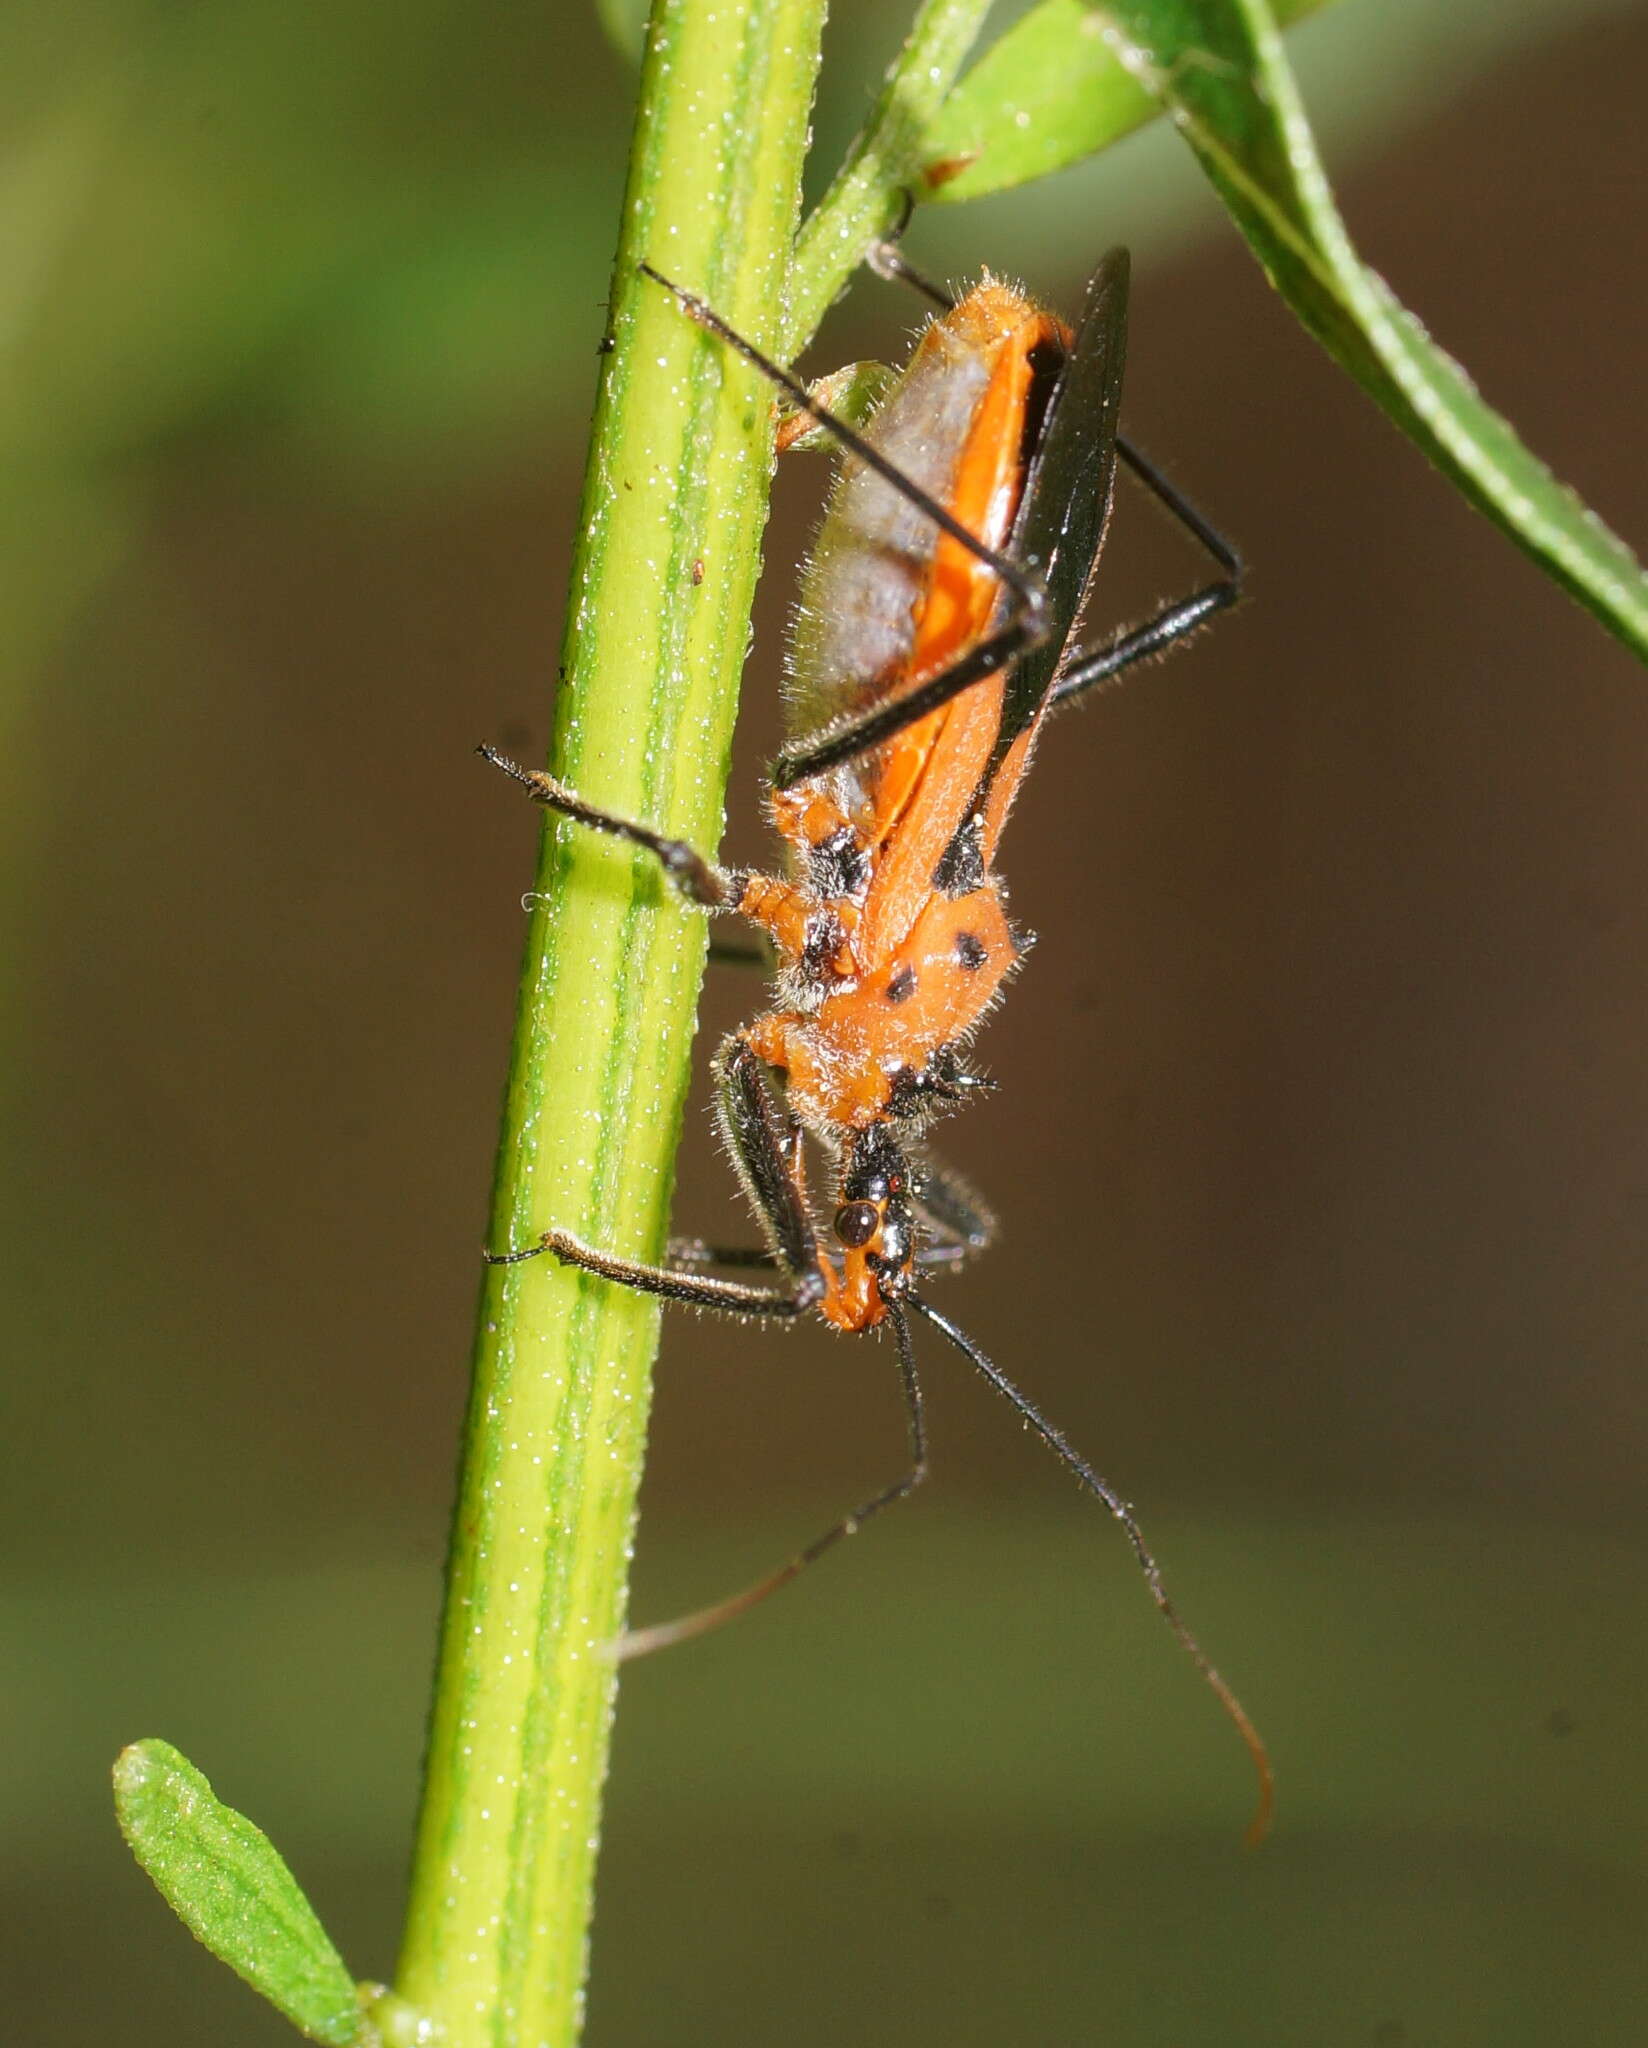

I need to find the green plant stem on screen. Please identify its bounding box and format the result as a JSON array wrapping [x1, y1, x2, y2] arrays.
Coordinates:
[[393, 4, 825, 2042]]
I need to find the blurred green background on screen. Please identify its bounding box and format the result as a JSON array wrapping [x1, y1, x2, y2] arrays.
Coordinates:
[[7, 1, 1648, 2041]]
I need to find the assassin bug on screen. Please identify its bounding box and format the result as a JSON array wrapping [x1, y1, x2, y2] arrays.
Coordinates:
[[482, 244, 1271, 1839]]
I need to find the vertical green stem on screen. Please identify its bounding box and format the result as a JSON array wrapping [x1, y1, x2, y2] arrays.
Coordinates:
[[393, 4, 825, 2043]]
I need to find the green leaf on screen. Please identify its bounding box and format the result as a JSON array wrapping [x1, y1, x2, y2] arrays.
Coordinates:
[[920, 0, 1328, 199], [931, 0, 1648, 660], [113, 1740, 360, 2045]]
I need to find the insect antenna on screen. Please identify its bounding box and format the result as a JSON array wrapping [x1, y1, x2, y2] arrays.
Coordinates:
[[616, 1303, 929, 1661], [905, 1292, 1275, 1846]]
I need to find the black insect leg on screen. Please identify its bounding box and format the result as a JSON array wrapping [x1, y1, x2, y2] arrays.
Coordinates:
[[485, 1226, 807, 1316], [637, 263, 1065, 794], [485, 1033, 828, 1318], [1050, 436, 1243, 706], [772, 600, 1045, 789], [857, 186, 961, 314], [619, 1303, 929, 1659], [639, 262, 1049, 792], [671, 1149, 996, 1275], [478, 744, 740, 910], [861, 239, 1241, 713], [712, 1038, 827, 1299], [641, 265, 1041, 612], [673, 1238, 971, 1275], [864, 232, 955, 314]]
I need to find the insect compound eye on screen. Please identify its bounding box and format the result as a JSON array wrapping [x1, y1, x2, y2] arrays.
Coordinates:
[[833, 1200, 880, 1249]]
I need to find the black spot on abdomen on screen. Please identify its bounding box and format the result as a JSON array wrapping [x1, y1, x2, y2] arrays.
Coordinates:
[[954, 931, 987, 970], [885, 964, 918, 1005]]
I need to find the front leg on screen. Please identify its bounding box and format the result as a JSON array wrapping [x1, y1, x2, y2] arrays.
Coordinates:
[[478, 744, 739, 909], [481, 745, 829, 969], [710, 1037, 830, 1307], [488, 1226, 809, 1318], [485, 1031, 830, 1319]]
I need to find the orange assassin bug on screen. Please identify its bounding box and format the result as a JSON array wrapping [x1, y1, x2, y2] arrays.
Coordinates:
[[482, 242, 1272, 1840]]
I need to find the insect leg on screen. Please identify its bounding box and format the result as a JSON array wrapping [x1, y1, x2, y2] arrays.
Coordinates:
[[864, 233, 955, 314], [478, 744, 740, 910], [772, 602, 1045, 790], [639, 264, 1046, 623], [859, 187, 962, 315], [906, 1291, 1275, 1845], [484, 1034, 829, 1316], [674, 1149, 998, 1276], [618, 1302, 929, 1659], [714, 1037, 827, 1297], [486, 1227, 808, 1316], [1050, 436, 1243, 706], [639, 262, 1055, 792]]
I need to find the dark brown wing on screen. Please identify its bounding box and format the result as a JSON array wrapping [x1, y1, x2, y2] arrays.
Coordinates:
[[986, 246, 1129, 775]]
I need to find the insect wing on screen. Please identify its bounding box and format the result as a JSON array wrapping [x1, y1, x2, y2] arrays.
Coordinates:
[[990, 247, 1129, 769]]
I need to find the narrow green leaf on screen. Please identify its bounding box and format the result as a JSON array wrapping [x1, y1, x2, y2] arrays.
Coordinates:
[[931, 0, 1648, 659], [113, 1740, 360, 2046], [920, 0, 1328, 200], [1106, 0, 1647, 654]]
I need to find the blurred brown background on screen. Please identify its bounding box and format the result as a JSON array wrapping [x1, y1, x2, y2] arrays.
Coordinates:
[[6, 1, 1648, 2042]]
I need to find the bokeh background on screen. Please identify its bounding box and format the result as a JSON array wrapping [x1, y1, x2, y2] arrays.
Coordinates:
[[7, 1, 1648, 2041]]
